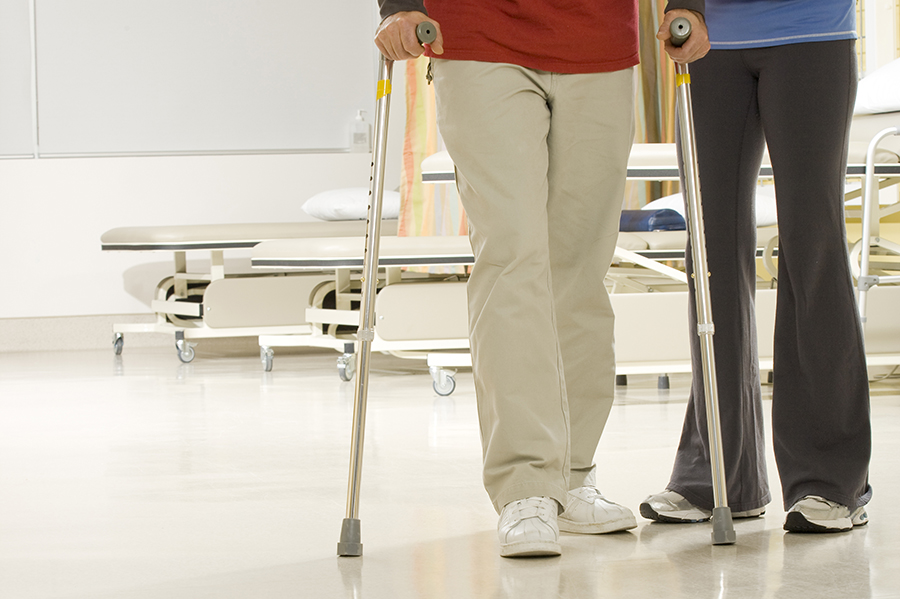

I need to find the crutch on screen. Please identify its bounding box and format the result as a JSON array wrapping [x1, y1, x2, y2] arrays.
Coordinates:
[[337, 21, 437, 558], [669, 16, 736, 545]]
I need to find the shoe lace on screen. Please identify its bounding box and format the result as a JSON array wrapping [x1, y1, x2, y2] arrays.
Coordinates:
[[512, 497, 554, 520], [576, 486, 603, 501]]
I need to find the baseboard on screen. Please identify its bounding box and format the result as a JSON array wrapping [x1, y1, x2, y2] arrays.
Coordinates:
[[0, 314, 251, 354], [0, 314, 160, 353]]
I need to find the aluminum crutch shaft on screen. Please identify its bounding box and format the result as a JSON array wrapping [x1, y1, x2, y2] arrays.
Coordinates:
[[670, 16, 736, 545], [337, 21, 437, 558]]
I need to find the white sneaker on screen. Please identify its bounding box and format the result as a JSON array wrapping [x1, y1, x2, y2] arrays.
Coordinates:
[[558, 487, 637, 534], [639, 490, 765, 523], [498, 496, 561, 557], [784, 495, 869, 533]]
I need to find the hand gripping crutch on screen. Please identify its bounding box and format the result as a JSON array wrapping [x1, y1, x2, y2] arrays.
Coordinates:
[[670, 16, 736, 545], [337, 21, 437, 558]]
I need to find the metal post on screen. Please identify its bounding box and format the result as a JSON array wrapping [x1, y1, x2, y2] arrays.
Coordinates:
[[337, 22, 437, 557], [670, 17, 736, 545], [336, 54, 392, 558]]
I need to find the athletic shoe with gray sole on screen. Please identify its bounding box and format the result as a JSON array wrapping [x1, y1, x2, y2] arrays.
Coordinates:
[[640, 490, 766, 523], [783, 495, 869, 533]]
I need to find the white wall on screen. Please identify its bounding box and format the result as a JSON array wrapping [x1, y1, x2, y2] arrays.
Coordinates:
[[0, 0, 413, 321], [0, 69, 408, 319]]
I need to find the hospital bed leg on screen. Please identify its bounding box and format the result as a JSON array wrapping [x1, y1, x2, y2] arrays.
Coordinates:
[[173, 252, 188, 298], [671, 17, 735, 545], [260, 346, 274, 372], [337, 22, 438, 558], [337, 343, 357, 382], [429, 366, 457, 396], [858, 126, 900, 328], [174, 330, 195, 364]]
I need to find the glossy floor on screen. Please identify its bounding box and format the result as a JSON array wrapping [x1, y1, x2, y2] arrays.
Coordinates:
[[1, 347, 898, 599]]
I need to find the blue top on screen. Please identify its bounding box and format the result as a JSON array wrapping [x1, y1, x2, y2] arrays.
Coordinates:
[[705, 0, 857, 49]]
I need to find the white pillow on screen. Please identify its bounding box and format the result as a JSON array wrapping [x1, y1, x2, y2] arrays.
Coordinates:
[[643, 185, 778, 228], [854, 57, 900, 115], [301, 187, 400, 221]]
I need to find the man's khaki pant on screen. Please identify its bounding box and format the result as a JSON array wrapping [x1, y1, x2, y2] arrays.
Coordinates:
[[432, 59, 635, 512]]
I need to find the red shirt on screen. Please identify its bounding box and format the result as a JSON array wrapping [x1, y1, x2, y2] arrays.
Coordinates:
[[423, 0, 639, 74]]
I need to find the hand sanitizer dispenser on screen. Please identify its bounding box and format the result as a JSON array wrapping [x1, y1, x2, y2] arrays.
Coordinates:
[[350, 110, 370, 152]]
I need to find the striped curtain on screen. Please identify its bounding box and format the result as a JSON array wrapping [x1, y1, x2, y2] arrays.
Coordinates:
[[626, 0, 678, 209], [398, 55, 466, 240]]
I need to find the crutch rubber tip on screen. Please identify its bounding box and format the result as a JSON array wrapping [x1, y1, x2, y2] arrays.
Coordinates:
[[337, 518, 363, 557], [710, 507, 737, 545]]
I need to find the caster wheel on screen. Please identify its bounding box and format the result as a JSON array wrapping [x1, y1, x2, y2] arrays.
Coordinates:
[[430, 366, 457, 396], [177, 344, 195, 363], [337, 353, 356, 381], [433, 374, 456, 396], [174, 331, 195, 364], [113, 334, 124, 356], [261, 347, 274, 372]]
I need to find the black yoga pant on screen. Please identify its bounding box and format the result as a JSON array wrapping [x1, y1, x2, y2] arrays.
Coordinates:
[[668, 40, 872, 512]]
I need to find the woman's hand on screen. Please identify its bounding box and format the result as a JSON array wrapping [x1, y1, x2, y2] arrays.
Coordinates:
[[658, 10, 710, 64]]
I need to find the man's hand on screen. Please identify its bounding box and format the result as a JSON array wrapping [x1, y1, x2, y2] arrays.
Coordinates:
[[658, 10, 709, 64], [375, 11, 444, 61]]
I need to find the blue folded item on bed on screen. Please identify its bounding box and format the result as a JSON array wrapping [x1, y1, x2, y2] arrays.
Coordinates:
[[619, 209, 686, 232]]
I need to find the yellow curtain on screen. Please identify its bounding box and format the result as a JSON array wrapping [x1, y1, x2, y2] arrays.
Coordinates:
[[398, 55, 466, 240], [397, 55, 467, 275], [626, 0, 678, 209]]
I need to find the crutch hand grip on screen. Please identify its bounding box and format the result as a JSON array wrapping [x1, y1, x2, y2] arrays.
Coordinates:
[[670, 16, 691, 48], [416, 21, 437, 45]]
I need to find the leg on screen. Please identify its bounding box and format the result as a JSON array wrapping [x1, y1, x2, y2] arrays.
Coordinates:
[[666, 49, 771, 514], [755, 41, 872, 511], [433, 60, 569, 512], [545, 68, 635, 489]]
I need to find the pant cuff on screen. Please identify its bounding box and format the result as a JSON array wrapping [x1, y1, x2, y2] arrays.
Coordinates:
[[492, 482, 570, 515]]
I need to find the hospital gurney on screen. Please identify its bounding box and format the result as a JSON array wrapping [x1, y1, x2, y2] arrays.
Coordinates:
[[249, 232, 781, 394], [101, 219, 397, 362], [425, 137, 900, 283], [252, 235, 472, 390]]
